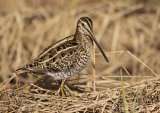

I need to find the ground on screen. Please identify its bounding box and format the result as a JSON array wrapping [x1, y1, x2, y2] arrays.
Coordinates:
[[0, 0, 160, 112]]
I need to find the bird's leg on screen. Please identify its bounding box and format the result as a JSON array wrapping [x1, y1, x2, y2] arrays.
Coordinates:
[[57, 80, 76, 96], [60, 80, 65, 96], [64, 84, 75, 97], [57, 80, 65, 96]]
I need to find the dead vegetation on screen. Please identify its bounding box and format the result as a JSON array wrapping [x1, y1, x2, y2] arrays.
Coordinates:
[[0, 0, 160, 112]]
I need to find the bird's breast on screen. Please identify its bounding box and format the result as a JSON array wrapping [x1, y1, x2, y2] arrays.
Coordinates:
[[46, 44, 93, 80]]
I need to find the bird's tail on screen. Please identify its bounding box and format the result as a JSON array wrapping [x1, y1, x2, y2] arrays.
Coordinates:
[[15, 67, 29, 75]]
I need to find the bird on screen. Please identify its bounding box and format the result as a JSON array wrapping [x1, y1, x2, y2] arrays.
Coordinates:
[[15, 17, 109, 95]]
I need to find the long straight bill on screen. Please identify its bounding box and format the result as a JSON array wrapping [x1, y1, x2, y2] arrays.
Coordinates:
[[89, 31, 109, 63]]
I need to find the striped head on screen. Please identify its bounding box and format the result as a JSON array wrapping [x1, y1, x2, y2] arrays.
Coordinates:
[[76, 17, 109, 63], [76, 17, 93, 35]]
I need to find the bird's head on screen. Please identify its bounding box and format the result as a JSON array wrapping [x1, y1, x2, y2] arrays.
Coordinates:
[[76, 17, 93, 36]]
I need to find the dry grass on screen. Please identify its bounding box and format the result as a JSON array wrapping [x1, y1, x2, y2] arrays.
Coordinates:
[[0, 0, 160, 112]]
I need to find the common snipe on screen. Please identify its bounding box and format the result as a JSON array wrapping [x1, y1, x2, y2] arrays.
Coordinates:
[[15, 17, 109, 95]]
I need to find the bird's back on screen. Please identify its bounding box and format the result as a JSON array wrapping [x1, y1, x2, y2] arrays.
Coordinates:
[[20, 35, 93, 80]]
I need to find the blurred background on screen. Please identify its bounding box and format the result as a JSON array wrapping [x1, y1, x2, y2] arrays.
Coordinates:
[[0, 0, 160, 90]]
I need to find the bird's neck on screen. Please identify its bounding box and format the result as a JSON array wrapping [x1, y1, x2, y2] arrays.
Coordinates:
[[75, 31, 83, 42], [74, 31, 93, 49]]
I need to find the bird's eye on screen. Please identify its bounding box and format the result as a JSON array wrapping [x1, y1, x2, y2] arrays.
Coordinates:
[[82, 23, 85, 26]]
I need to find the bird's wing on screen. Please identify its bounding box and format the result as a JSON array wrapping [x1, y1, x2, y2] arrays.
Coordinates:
[[37, 35, 75, 60], [20, 35, 80, 74]]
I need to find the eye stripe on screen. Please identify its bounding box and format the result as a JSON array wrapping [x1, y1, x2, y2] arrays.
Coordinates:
[[79, 17, 93, 31], [84, 17, 92, 28]]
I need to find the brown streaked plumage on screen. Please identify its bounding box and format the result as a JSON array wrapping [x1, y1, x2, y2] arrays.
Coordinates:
[[15, 17, 109, 95]]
